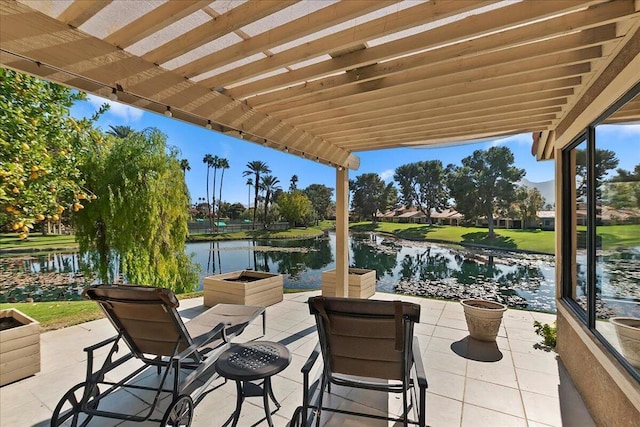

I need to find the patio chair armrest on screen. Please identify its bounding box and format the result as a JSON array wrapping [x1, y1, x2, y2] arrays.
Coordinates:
[[301, 342, 321, 375], [175, 321, 229, 360], [83, 334, 119, 353], [412, 336, 428, 389]]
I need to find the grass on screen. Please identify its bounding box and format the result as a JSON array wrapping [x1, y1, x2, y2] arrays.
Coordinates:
[[0, 300, 104, 331], [0, 290, 206, 331], [187, 226, 325, 241], [350, 222, 557, 253], [0, 233, 77, 252]]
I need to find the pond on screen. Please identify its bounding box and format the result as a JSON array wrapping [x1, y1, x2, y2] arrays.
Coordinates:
[[1, 232, 638, 314]]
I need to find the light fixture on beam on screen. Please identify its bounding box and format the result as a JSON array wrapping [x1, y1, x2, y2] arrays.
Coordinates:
[[108, 88, 118, 101], [284, 146, 289, 153], [338, 166, 344, 171], [164, 106, 172, 117], [263, 139, 268, 146], [205, 120, 212, 130], [239, 131, 244, 139]]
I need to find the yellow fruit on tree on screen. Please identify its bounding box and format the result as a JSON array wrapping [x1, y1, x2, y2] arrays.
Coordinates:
[[21, 142, 30, 151], [57, 205, 65, 213], [19, 232, 27, 239], [21, 226, 29, 233], [12, 187, 19, 194], [52, 214, 60, 221], [30, 172, 38, 179], [30, 165, 39, 172], [36, 214, 45, 221], [12, 223, 20, 230]]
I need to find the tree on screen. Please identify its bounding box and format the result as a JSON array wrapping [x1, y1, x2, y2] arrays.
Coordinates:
[[245, 178, 253, 215], [260, 175, 281, 227], [179, 159, 191, 176], [514, 186, 545, 228], [243, 160, 271, 229], [216, 157, 229, 228], [279, 191, 312, 226], [350, 173, 387, 222], [289, 174, 298, 191], [1, 68, 103, 238], [209, 155, 221, 232], [303, 184, 334, 224], [575, 148, 619, 199], [202, 154, 214, 231], [75, 128, 198, 293], [394, 160, 448, 224], [610, 164, 640, 208], [448, 147, 525, 238], [228, 202, 246, 220], [106, 125, 136, 138]]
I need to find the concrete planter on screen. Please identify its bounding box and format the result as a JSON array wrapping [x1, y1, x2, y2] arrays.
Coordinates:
[[203, 270, 283, 307], [610, 317, 640, 369], [0, 309, 40, 386], [321, 268, 376, 299], [461, 299, 507, 342]]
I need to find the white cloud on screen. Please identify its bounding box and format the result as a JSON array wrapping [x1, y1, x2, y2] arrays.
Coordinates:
[[379, 169, 394, 181], [489, 133, 532, 147], [86, 94, 144, 122]]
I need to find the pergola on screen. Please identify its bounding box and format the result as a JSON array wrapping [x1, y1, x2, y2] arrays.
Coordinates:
[[2, 0, 640, 422]]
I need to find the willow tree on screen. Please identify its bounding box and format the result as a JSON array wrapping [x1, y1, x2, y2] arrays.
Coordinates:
[[75, 128, 198, 293]]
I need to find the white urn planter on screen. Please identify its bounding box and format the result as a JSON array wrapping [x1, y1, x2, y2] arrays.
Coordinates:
[[461, 299, 507, 342], [0, 309, 40, 386], [610, 317, 640, 369]]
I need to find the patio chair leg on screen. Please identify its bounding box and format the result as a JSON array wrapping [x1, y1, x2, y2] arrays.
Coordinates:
[[402, 387, 409, 427], [315, 374, 327, 427]]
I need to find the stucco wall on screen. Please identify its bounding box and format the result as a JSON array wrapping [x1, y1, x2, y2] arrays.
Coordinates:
[[557, 305, 640, 425]]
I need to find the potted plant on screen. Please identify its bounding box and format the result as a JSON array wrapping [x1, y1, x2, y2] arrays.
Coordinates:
[[0, 308, 40, 386], [609, 317, 640, 369], [203, 270, 283, 307], [321, 268, 376, 299], [460, 299, 507, 342]]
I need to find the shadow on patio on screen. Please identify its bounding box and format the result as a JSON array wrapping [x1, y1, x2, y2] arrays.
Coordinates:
[[1, 291, 594, 426]]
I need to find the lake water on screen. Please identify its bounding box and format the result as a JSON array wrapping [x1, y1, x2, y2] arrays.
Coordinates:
[[1, 232, 559, 312]]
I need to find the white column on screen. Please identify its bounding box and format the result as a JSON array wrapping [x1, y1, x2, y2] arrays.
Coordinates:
[[335, 167, 349, 297]]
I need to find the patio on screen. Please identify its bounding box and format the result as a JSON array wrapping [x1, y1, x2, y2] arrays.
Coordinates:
[[1, 291, 594, 427]]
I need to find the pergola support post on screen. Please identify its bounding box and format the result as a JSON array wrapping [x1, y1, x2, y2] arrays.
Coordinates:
[[335, 167, 349, 297]]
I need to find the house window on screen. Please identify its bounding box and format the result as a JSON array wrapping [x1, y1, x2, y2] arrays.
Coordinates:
[[562, 84, 640, 380]]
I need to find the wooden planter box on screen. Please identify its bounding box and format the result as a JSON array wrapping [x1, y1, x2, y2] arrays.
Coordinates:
[[321, 268, 376, 299], [204, 270, 283, 307], [0, 309, 40, 386]]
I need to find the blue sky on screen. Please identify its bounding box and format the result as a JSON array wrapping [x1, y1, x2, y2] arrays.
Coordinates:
[[71, 94, 638, 206]]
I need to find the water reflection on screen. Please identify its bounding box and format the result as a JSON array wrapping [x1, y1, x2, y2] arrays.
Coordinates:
[[0, 232, 567, 313]]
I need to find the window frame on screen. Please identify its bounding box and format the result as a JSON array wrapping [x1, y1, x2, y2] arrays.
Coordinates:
[[560, 81, 640, 382]]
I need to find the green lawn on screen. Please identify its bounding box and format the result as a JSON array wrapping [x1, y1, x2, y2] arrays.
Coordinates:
[[0, 291, 205, 331], [350, 222, 557, 253], [0, 233, 78, 252], [0, 300, 104, 331]]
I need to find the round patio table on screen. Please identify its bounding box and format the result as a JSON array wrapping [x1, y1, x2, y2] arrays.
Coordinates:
[[215, 341, 291, 427]]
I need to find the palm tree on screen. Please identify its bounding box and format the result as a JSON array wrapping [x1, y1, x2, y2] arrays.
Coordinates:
[[216, 158, 230, 228], [261, 175, 281, 228], [243, 161, 271, 229], [245, 178, 253, 217], [289, 174, 298, 191], [202, 154, 214, 231], [106, 125, 136, 138], [210, 155, 221, 232], [179, 159, 190, 176]]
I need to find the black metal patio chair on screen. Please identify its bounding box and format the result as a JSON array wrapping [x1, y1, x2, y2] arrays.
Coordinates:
[[293, 296, 427, 427], [50, 284, 264, 427]]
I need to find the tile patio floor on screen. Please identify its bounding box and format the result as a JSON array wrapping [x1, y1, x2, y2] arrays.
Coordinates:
[[0, 291, 595, 427]]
